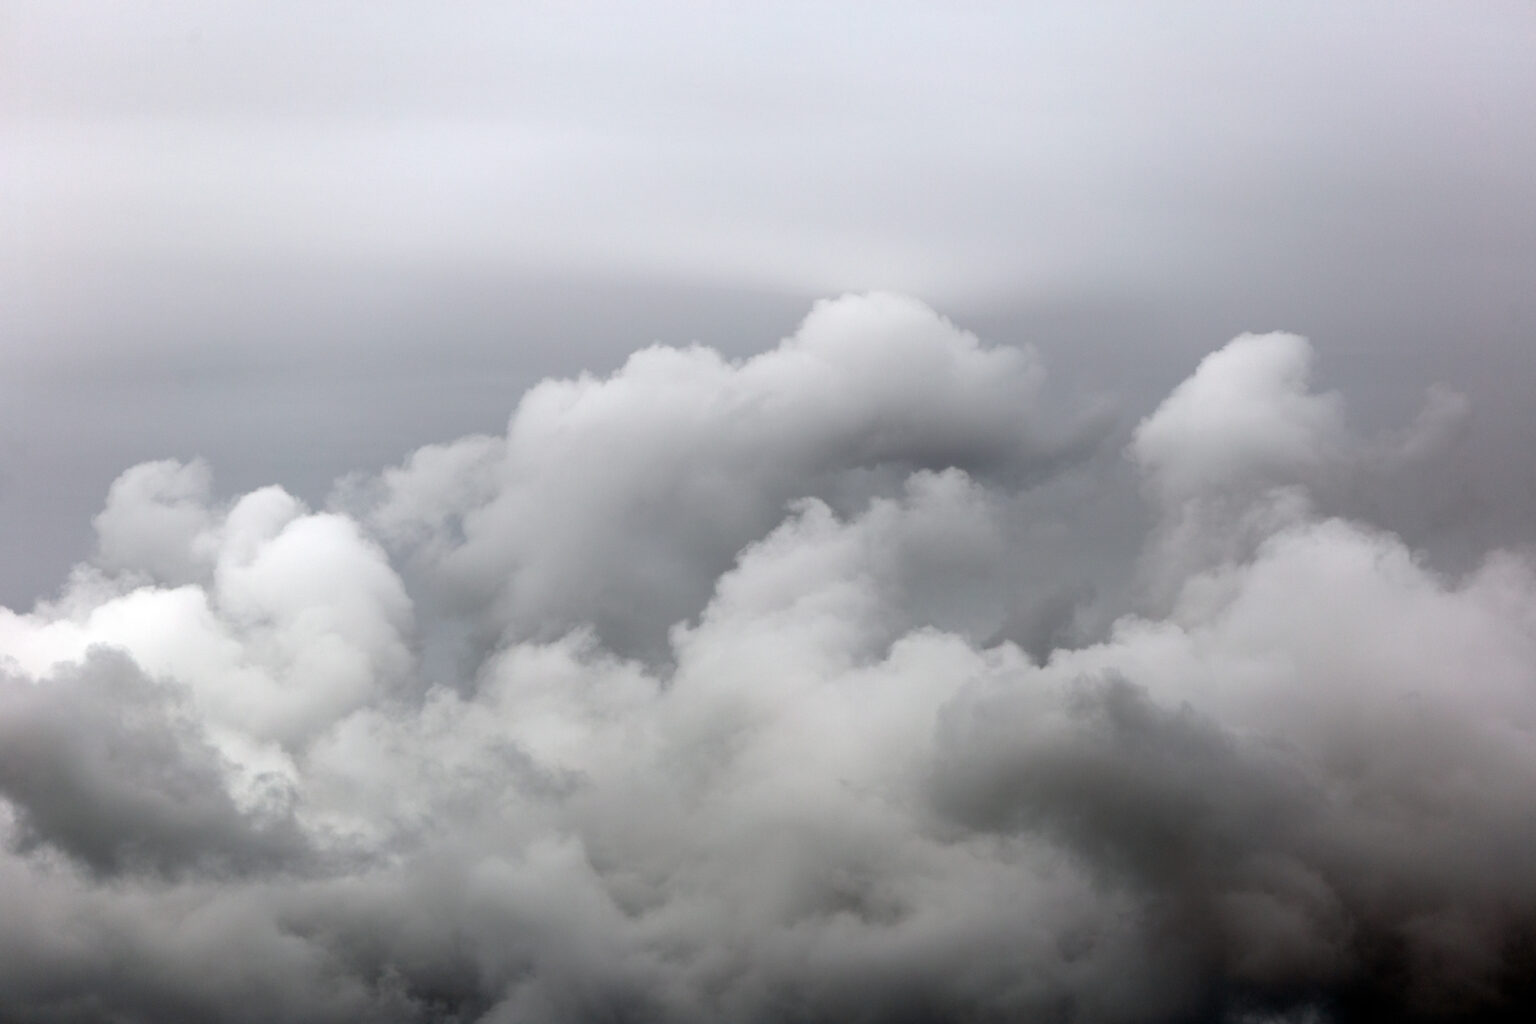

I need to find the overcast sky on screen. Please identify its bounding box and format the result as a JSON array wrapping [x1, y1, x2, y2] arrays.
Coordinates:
[[3, 5, 1536, 1023], [6, 0, 1535, 604]]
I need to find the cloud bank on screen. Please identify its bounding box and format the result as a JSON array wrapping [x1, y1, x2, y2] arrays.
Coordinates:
[[1, 294, 1532, 1023]]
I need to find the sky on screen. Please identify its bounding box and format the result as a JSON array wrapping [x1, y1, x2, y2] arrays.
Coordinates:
[[3, 3, 1536, 1022]]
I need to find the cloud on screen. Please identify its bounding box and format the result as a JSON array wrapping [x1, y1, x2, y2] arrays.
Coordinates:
[[1131, 332, 1347, 507], [0, 649, 306, 878], [347, 291, 1095, 666], [1128, 331, 1476, 610], [0, 295, 1533, 1022]]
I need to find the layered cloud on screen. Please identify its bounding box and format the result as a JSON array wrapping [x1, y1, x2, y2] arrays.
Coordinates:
[[0, 294, 1531, 1023]]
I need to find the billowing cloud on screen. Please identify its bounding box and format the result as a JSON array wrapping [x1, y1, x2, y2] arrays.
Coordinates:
[[347, 291, 1094, 665], [0, 295, 1532, 1023]]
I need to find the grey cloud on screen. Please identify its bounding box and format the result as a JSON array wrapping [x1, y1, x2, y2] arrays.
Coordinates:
[[933, 665, 1536, 1020], [350, 292, 1101, 664], [93, 459, 218, 586], [0, 649, 306, 879], [1127, 331, 1485, 611], [0, 297, 1534, 1022], [5, 3, 1536, 1020]]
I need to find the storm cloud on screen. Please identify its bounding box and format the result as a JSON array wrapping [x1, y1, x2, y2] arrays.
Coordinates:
[[0, 294, 1533, 1022]]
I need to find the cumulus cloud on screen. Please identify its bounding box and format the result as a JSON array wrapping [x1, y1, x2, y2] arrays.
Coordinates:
[[0, 650, 306, 878], [1128, 331, 1476, 611], [343, 291, 1093, 667], [1130, 333, 1344, 505], [0, 295, 1533, 1023]]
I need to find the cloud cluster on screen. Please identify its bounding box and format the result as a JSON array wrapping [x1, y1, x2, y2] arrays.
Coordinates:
[[1, 294, 1533, 1023]]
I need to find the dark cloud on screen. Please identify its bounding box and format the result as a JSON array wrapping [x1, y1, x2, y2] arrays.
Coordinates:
[[0, 650, 307, 878], [933, 673, 1536, 1019]]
